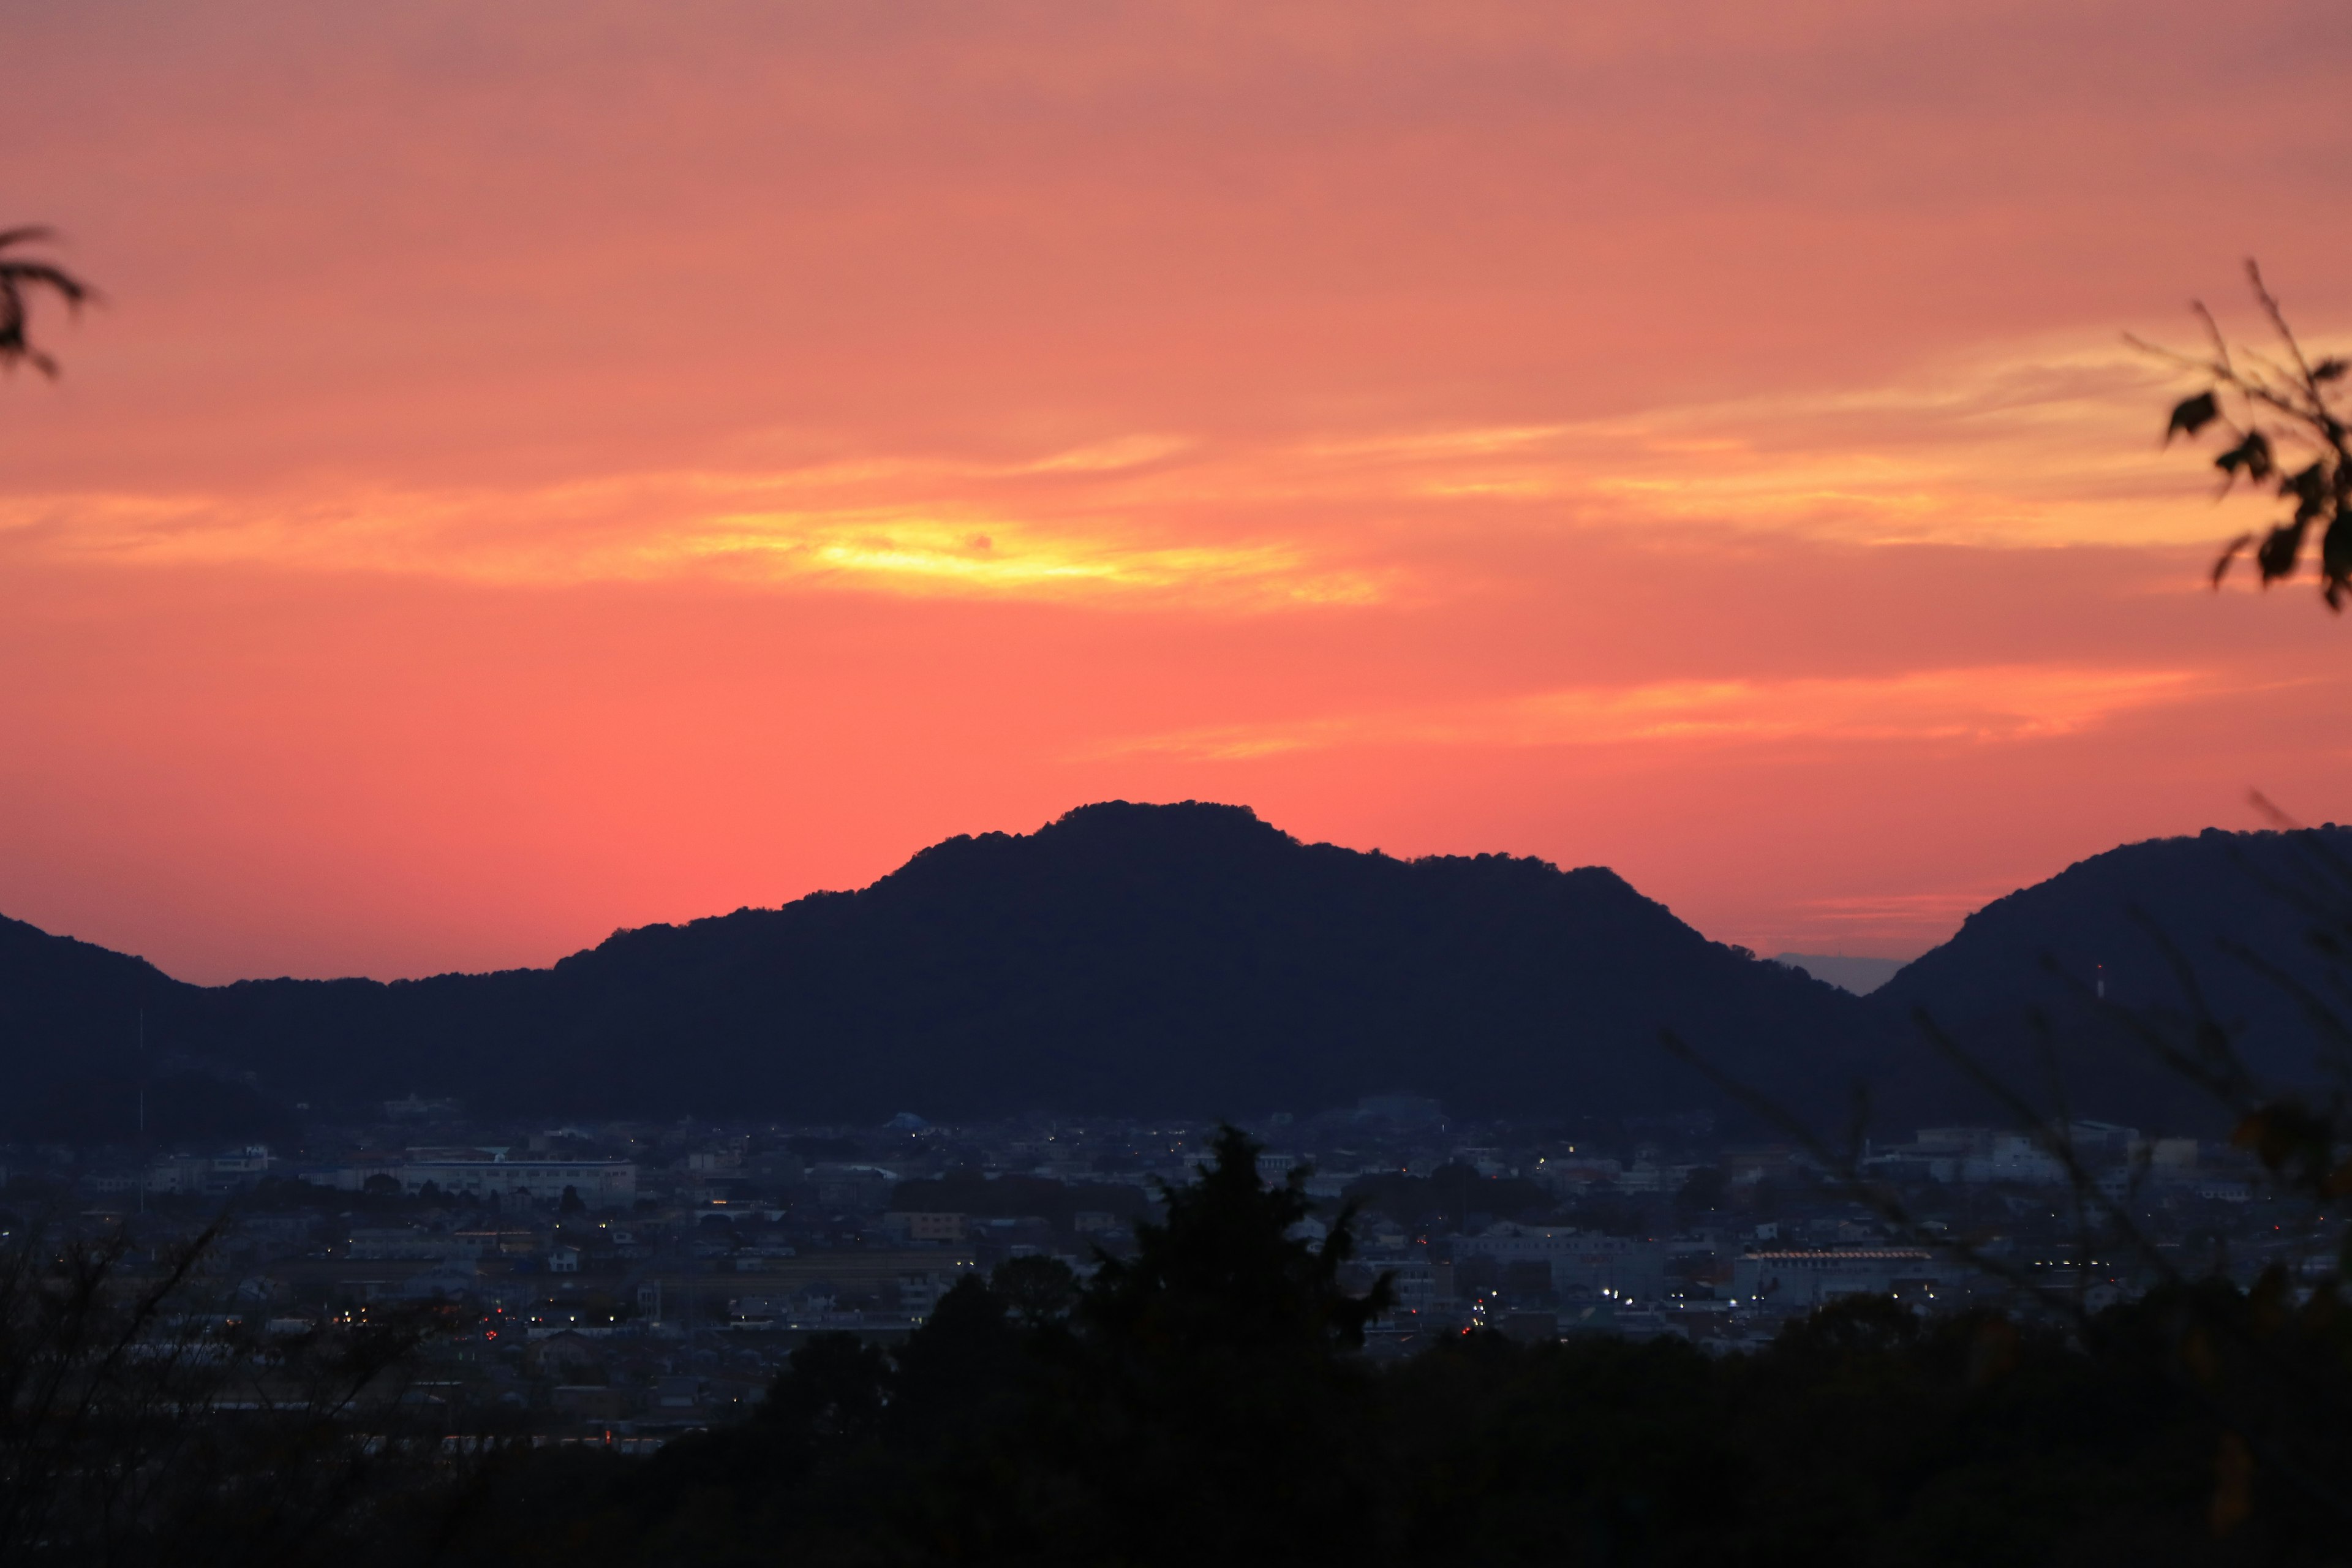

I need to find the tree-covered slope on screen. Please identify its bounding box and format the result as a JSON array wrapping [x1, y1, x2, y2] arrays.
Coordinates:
[[1, 802, 1879, 1134], [1871, 826, 2352, 1128]]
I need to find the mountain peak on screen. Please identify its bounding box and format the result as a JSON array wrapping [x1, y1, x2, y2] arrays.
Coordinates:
[[0, 802, 1871, 1135]]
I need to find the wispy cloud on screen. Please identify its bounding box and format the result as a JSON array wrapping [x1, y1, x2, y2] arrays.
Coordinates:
[[1792, 890, 2017, 924], [1012, 435, 1193, 475], [0, 327, 2328, 609], [1259, 334, 2297, 552], [1091, 664, 2213, 760], [0, 469, 1384, 609]]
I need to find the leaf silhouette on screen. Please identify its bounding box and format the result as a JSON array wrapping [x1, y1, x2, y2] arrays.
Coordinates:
[[0, 226, 97, 379], [2215, 431, 2275, 487], [2166, 390, 2220, 443]]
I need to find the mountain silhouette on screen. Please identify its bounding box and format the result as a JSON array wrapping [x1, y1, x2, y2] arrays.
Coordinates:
[[1773, 952, 1905, 996], [0, 802, 1877, 1137], [1869, 824, 2352, 1131], [0, 914, 302, 1143], [6, 807, 2345, 1143]]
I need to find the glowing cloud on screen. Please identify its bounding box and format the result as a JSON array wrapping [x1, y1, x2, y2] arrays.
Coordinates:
[[0, 470, 1384, 608], [1, 331, 2309, 616], [1096, 665, 2214, 761]]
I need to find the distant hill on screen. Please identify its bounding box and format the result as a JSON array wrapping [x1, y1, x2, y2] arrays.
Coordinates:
[[11, 808, 2348, 1144], [0, 915, 298, 1143], [1773, 953, 1907, 997], [1870, 826, 2352, 1130], [0, 802, 1877, 1139]]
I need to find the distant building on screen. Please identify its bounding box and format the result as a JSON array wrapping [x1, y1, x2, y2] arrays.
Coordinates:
[[526, 1330, 603, 1376], [145, 1147, 275, 1197], [899, 1270, 960, 1315], [348, 1226, 455, 1261], [1613, 1161, 1705, 1195], [1532, 1156, 1622, 1196], [654, 1375, 703, 1411], [1867, 1124, 2159, 1186], [728, 1296, 783, 1329], [305, 1156, 404, 1193], [882, 1211, 967, 1243], [1382, 1260, 1441, 1316], [810, 1164, 897, 1210], [398, 1158, 636, 1208], [1731, 1247, 1959, 1308], [451, 1225, 540, 1257], [1451, 1224, 1668, 1302]]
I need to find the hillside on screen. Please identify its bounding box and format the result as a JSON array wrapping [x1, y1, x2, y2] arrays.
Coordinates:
[[0, 916, 294, 1141], [1, 802, 1879, 1137], [17, 807, 2342, 1143], [1871, 826, 2352, 1129]]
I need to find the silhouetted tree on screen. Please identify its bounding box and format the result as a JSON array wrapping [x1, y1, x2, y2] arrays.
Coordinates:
[[2144, 262, 2350, 608], [442, 1128, 1401, 1567], [0, 1212, 445, 1566], [0, 228, 93, 379], [990, 1254, 1078, 1326], [1672, 820, 2352, 1545]]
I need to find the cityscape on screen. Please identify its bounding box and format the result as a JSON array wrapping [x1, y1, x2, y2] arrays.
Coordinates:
[[10, 1089, 2298, 1444]]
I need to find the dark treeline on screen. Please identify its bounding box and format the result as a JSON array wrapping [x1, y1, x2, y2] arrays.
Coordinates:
[[415, 1131, 2330, 1568]]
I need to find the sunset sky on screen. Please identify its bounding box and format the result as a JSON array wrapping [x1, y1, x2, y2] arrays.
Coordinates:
[[5, 0, 2350, 984]]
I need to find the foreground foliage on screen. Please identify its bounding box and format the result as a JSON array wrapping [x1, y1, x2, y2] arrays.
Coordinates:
[[2149, 262, 2351, 609], [428, 1131, 2339, 1568], [0, 1218, 445, 1567], [4, 1132, 2342, 1564]]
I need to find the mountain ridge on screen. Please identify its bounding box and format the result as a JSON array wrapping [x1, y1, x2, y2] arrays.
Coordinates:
[[1865, 823, 2352, 1125], [0, 802, 1874, 1136], [4, 805, 2346, 1142]]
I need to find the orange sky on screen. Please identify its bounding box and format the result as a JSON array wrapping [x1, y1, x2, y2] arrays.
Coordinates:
[[4, 0, 2350, 983]]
